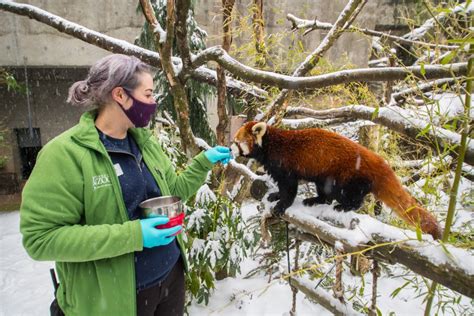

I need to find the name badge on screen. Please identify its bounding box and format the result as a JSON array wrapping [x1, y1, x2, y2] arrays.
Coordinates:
[[114, 163, 124, 177]]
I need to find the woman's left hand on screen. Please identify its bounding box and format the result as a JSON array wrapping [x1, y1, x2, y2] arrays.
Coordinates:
[[204, 146, 233, 165]]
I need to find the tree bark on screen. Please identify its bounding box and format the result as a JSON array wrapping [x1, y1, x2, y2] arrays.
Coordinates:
[[139, 0, 200, 156], [216, 0, 235, 145]]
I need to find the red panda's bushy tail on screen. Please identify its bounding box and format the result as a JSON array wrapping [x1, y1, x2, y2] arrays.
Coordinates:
[[371, 165, 442, 240]]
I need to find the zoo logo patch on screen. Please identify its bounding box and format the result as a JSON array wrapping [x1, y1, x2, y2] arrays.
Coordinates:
[[92, 174, 112, 191]]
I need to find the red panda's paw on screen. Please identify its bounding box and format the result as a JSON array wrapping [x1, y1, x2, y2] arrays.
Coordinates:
[[303, 196, 332, 206], [272, 202, 288, 217], [267, 192, 281, 202], [334, 204, 357, 212]]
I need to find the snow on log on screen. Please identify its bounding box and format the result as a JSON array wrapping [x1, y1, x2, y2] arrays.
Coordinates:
[[264, 198, 474, 298]]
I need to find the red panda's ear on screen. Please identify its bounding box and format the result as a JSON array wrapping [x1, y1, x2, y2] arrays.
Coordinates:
[[251, 122, 267, 147]]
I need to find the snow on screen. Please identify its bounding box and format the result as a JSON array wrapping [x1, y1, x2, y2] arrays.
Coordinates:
[[259, 194, 474, 276], [0, 210, 327, 316], [2, 198, 473, 315]]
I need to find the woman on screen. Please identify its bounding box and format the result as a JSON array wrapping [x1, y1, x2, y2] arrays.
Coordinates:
[[20, 54, 232, 316]]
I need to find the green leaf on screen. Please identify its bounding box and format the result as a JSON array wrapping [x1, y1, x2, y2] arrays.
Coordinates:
[[447, 38, 474, 45], [390, 281, 410, 298], [420, 63, 426, 76], [376, 307, 383, 316], [417, 123, 432, 138], [371, 106, 380, 120], [416, 226, 422, 242], [441, 51, 456, 65]]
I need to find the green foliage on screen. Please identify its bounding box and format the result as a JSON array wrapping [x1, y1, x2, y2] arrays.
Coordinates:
[[0, 68, 25, 94], [152, 122, 257, 307], [183, 195, 258, 306]]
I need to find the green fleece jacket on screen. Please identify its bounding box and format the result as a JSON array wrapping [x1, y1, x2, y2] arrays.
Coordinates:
[[20, 111, 213, 316]]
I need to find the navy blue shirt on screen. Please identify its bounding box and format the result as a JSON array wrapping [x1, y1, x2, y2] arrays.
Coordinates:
[[97, 128, 181, 291]]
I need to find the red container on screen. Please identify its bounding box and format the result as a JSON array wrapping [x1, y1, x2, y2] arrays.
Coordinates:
[[156, 213, 185, 236]]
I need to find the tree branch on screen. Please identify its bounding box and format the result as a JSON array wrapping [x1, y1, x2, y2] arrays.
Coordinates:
[[391, 77, 461, 103], [291, 276, 362, 316], [193, 46, 468, 89], [271, 202, 474, 298], [175, 0, 193, 77], [190, 67, 268, 100], [285, 105, 474, 166], [286, 14, 459, 51], [216, 0, 235, 145]]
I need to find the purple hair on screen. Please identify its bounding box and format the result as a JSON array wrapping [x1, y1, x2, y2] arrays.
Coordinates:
[[67, 54, 153, 107]]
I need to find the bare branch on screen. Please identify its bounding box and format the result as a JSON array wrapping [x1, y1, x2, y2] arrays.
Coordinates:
[[391, 78, 461, 103], [285, 105, 474, 166], [190, 67, 268, 100], [286, 14, 459, 51], [193, 46, 468, 89]]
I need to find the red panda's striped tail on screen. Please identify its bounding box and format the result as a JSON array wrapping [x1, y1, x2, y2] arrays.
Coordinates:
[[372, 168, 442, 240]]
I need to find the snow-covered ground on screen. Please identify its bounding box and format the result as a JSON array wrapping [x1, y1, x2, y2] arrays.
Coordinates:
[[2, 201, 473, 315], [0, 210, 327, 316]]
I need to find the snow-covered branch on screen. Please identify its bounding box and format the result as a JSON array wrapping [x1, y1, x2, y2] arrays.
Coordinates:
[[275, 200, 474, 298], [402, 2, 473, 42], [285, 105, 474, 166], [190, 67, 268, 100], [286, 14, 459, 50], [0, 1, 163, 66], [1, 1, 467, 95]]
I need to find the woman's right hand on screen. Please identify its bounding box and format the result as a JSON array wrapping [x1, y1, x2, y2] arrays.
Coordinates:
[[139, 217, 182, 248]]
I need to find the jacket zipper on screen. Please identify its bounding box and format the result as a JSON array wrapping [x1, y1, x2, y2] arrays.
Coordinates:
[[107, 149, 143, 172]]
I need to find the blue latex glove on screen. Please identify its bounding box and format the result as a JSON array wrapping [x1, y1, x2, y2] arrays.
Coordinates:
[[204, 146, 233, 165], [139, 217, 182, 248]]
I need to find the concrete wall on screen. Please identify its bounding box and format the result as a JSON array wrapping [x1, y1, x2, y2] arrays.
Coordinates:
[[0, 67, 87, 178], [195, 0, 417, 68], [0, 0, 145, 66], [0, 0, 418, 190]]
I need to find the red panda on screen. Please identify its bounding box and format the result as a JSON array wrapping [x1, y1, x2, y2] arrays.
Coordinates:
[[231, 121, 442, 239]]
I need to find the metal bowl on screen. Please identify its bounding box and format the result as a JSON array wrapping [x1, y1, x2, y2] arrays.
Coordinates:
[[139, 196, 183, 218]]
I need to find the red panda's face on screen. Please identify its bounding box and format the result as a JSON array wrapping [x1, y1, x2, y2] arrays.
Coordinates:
[[231, 121, 267, 157]]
